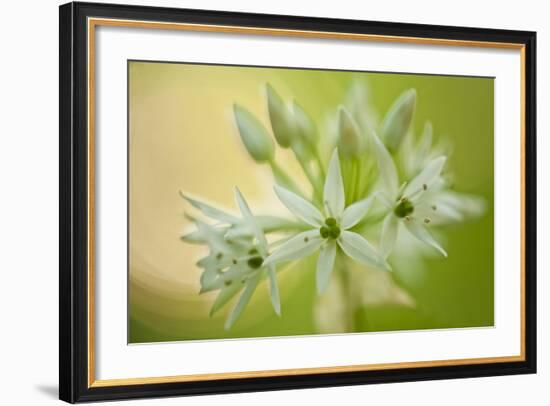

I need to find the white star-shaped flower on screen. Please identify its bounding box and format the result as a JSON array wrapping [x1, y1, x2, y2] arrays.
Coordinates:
[[371, 130, 449, 258], [263, 149, 389, 294]]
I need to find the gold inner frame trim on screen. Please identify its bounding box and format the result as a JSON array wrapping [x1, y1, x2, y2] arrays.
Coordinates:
[[87, 17, 527, 388]]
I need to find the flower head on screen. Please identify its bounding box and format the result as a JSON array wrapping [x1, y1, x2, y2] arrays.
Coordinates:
[[372, 129, 453, 258], [264, 149, 389, 294], [181, 188, 282, 329]]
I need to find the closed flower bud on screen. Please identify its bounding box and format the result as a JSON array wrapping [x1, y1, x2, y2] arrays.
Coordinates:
[[233, 104, 274, 162], [337, 105, 366, 157], [266, 84, 295, 148], [380, 88, 416, 151], [292, 100, 319, 145]]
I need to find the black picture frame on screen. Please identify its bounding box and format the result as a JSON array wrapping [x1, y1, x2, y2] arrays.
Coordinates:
[[59, 1, 537, 403]]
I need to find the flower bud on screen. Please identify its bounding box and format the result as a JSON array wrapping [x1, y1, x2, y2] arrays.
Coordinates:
[[292, 100, 319, 145], [380, 88, 416, 151], [266, 84, 294, 148], [337, 105, 366, 157], [233, 104, 274, 162]]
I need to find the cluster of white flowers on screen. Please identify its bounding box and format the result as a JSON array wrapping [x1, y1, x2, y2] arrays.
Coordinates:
[[181, 82, 485, 329]]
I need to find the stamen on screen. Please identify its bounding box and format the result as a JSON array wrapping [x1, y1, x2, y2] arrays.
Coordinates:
[[232, 259, 237, 265], [422, 184, 428, 191], [248, 248, 258, 255], [304, 236, 309, 243], [432, 205, 437, 211], [424, 218, 431, 224], [224, 280, 232, 286], [405, 216, 411, 222], [216, 252, 223, 260]]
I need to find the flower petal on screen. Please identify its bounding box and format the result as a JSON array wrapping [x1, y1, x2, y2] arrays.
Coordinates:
[[225, 272, 261, 329], [371, 132, 399, 196], [274, 185, 323, 227], [404, 219, 447, 257], [180, 192, 239, 223], [404, 156, 447, 198], [316, 241, 337, 294], [263, 229, 323, 267], [380, 214, 398, 259], [268, 264, 281, 315], [210, 281, 242, 317], [234, 187, 268, 256], [324, 149, 345, 218], [341, 195, 375, 230], [338, 230, 389, 271]]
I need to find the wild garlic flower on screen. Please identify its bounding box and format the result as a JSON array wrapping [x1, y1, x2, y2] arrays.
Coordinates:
[[181, 188, 283, 329], [372, 131, 450, 258], [180, 83, 488, 330], [263, 149, 389, 294]]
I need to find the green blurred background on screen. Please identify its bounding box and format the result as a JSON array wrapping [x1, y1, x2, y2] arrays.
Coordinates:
[[128, 61, 494, 343]]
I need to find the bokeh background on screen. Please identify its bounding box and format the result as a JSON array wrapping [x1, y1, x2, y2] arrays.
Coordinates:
[[128, 61, 494, 343]]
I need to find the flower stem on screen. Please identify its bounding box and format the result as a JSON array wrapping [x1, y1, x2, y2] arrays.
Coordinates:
[[296, 158, 323, 203], [338, 260, 356, 332], [269, 160, 304, 197], [313, 147, 326, 179]]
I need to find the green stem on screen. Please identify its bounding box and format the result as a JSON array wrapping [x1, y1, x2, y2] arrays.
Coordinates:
[[349, 159, 358, 204], [313, 147, 326, 179], [269, 160, 303, 197], [339, 261, 355, 332], [296, 158, 323, 203]]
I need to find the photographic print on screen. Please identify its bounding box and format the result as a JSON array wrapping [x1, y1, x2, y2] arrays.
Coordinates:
[[128, 61, 494, 343]]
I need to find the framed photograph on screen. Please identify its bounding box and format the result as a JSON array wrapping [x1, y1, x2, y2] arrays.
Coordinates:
[[59, 1, 536, 403]]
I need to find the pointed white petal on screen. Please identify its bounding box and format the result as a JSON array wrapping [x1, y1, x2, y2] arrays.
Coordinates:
[[404, 156, 447, 198], [316, 242, 337, 294], [274, 185, 323, 227], [263, 230, 323, 266], [180, 192, 239, 223], [323, 150, 345, 218], [225, 272, 261, 329], [404, 219, 447, 257], [210, 281, 242, 316], [338, 231, 389, 271], [371, 132, 399, 196], [268, 264, 281, 316], [380, 214, 399, 259], [375, 191, 394, 210], [234, 187, 268, 255], [341, 195, 375, 230]]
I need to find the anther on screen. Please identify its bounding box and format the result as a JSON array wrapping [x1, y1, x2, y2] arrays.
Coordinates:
[[424, 218, 431, 224], [422, 184, 428, 191]]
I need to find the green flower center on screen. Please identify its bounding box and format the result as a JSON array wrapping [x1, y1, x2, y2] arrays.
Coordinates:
[[394, 198, 414, 218], [320, 217, 341, 239], [247, 256, 263, 269]]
